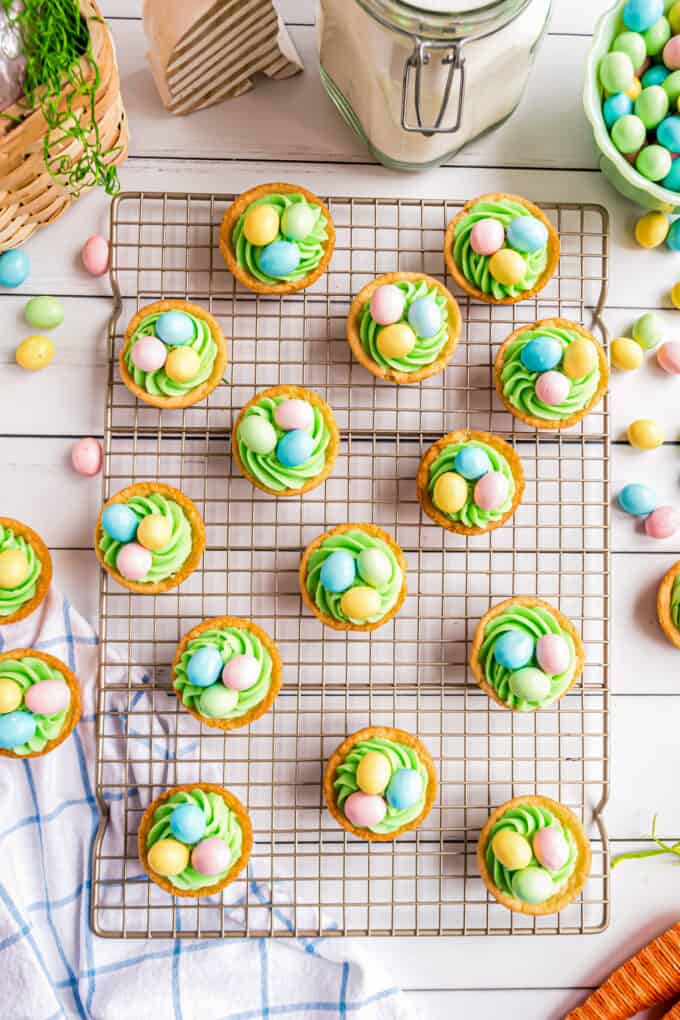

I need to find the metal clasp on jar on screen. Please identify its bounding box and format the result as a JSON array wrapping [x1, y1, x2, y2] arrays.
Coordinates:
[[401, 38, 466, 136]]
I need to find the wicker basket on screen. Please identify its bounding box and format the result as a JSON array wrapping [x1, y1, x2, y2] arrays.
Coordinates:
[[0, 0, 129, 251]]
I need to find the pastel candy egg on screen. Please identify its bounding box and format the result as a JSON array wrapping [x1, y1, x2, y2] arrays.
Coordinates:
[[623, 0, 663, 32], [16, 334, 54, 371], [664, 69, 680, 103], [356, 751, 391, 795], [116, 542, 152, 581], [469, 218, 505, 256], [155, 310, 195, 347], [276, 429, 314, 467], [376, 323, 416, 359], [147, 838, 190, 877], [627, 75, 642, 99], [645, 505, 680, 538], [491, 829, 532, 870], [611, 336, 643, 371], [71, 437, 102, 477], [672, 282, 680, 308], [243, 204, 280, 247], [511, 867, 553, 904], [131, 336, 167, 373], [664, 35, 680, 70], [137, 514, 172, 551], [191, 837, 232, 876], [386, 768, 424, 810], [101, 504, 139, 543], [257, 240, 301, 278], [644, 64, 670, 86], [493, 629, 534, 670], [644, 16, 671, 57], [563, 338, 597, 380], [165, 346, 200, 382], [613, 31, 647, 69], [632, 311, 663, 349], [357, 547, 392, 588], [198, 684, 239, 717], [320, 549, 356, 593], [24, 296, 64, 330], [657, 115, 680, 151], [0, 249, 30, 288], [340, 586, 381, 621], [0, 677, 23, 714], [433, 471, 468, 514], [0, 711, 36, 749], [170, 803, 206, 844], [671, 0, 680, 32], [657, 340, 680, 373], [636, 85, 670, 131], [488, 249, 526, 287], [274, 398, 314, 432], [603, 92, 633, 128], [281, 203, 315, 242], [0, 548, 29, 588], [473, 470, 509, 511], [627, 418, 664, 449], [618, 482, 657, 516], [611, 113, 646, 153], [667, 219, 680, 250], [536, 633, 570, 676], [81, 235, 109, 276], [222, 654, 260, 691], [506, 215, 548, 254], [187, 646, 223, 687], [407, 296, 441, 338], [370, 284, 406, 325], [533, 827, 570, 872], [25, 681, 70, 716], [343, 791, 387, 829], [599, 51, 635, 93], [509, 667, 552, 702], [519, 336, 562, 373], [636, 143, 672, 180], [238, 416, 277, 455], [535, 371, 570, 406], [635, 210, 670, 247], [454, 446, 491, 481]]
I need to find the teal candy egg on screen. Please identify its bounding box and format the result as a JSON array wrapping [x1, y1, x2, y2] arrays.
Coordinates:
[[454, 446, 491, 480], [668, 219, 680, 249], [320, 550, 356, 593], [238, 415, 278, 455], [520, 336, 562, 373], [623, 0, 663, 32], [0, 249, 30, 289], [493, 629, 534, 670], [101, 504, 139, 543], [506, 216, 548, 254], [276, 429, 314, 467], [407, 296, 441, 338], [25, 296, 64, 330], [642, 64, 669, 86], [0, 711, 36, 749], [198, 684, 239, 717], [509, 667, 552, 702], [662, 158, 680, 190], [386, 768, 423, 810], [258, 240, 301, 278], [281, 203, 316, 242], [657, 116, 680, 152], [511, 867, 553, 904], [357, 547, 392, 588], [170, 803, 206, 844], [156, 310, 195, 346], [187, 646, 223, 687], [603, 93, 633, 127], [618, 483, 657, 516]]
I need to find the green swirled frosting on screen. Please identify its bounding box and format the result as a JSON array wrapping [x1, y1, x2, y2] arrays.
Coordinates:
[[99, 493, 192, 584], [305, 529, 403, 625], [672, 575, 680, 631], [237, 393, 330, 492], [499, 325, 600, 422], [486, 802, 577, 900], [334, 736, 428, 835], [428, 440, 514, 528], [452, 198, 548, 300], [125, 310, 218, 397], [146, 788, 243, 891], [478, 605, 577, 711], [0, 657, 70, 755], [232, 193, 328, 285], [359, 280, 450, 373], [0, 524, 42, 617], [174, 626, 272, 720]]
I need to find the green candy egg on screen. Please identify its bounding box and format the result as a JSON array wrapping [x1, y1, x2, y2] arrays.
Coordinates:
[[281, 204, 316, 242], [599, 51, 635, 93], [24, 295, 64, 330], [511, 867, 553, 904], [238, 415, 277, 455], [198, 684, 239, 718], [508, 667, 551, 703], [357, 547, 392, 588], [636, 144, 672, 181], [643, 16, 671, 56], [633, 311, 663, 350], [663, 69, 680, 104], [611, 113, 646, 153], [612, 30, 647, 68], [635, 85, 669, 128]]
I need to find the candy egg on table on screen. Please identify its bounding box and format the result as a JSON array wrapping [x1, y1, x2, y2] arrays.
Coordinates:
[[488, 248, 526, 287], [491, 829, 532, 870], [493, 629, 534, 670], [533, 827, 570, 872], [0, 249, 30, 289], [340, 586, 381, 621], [24, 295, 64, 330], [148, 838, 190, 877], [222, 654, 260, 691], [635, 86, 670, 131], [454, 446, 491, 481], [131, 336, 167, 373], [170, 803, 206, 844], [0, 548, 29, 588], [243, 204, 280, 247], [356, 751, 391, 795], [535, 371, 570, 406], [664, 35, 680, 70], [645, 505, 680, 538], [470, 217, 505, 256], [16, 334, 55, 371], [376, 322, 416, 359], [603, 92, 634, 128], [191, 837, 232, 876], [618, 482, 657, 516], [344, 791, 387, 828], [632, 311, 663, 350], [611, 113, 646, 153], [370, 284, 406, 325], [667, 219, 680, 251], [613, 30, 648, 70], [506, 215, 548, 254], [165, 347, 200, 383], [281, 203, 315, 242], [511, 867, 553, 904], [611, 336, 644, 371], [274, 398, 314, 432], [627, 418, 664, 449], [536, 633, 570, 676], [563, 338, 597, 380], [81, 235, 109, 276], [671, 282, 680, 308], [137, 513, 173, 551], [186, 646, 224, 687], [155, 310, 195, 347], [520, 335, 562, 373], [320, 549, 357, 593], [116, 542, 152, 581], [386, 768, 423, 810], [0, 677, 23, 714], [257, 239, 301, 278], [238, 416, 278, 455], [636, 144, 672, 180], [198, 684, 239, 717], [0, 710, 36, 749], [474, 470, 509, 511], [101, 503, 139, 543], [599, 51, 635, 93], [433, 471, 468, 514], [71, 437, 103, 477], [657, 340, 680, 373], [509, 667, 552, 702], [635, 210, 670, 247], [622, 0, 663, 32], [276, 429, 314, 467], [407, 296, 441, 338], [24, 680, 70, 716], [357, 547, 392, 588]]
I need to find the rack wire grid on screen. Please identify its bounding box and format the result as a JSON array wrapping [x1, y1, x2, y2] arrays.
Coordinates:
[[92, 191, 610, 940]]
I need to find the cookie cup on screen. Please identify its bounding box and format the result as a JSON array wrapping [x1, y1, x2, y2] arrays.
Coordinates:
[[0, 517, 52, 625], [657, 560, 680, 650], [0, 649, 81, 760]]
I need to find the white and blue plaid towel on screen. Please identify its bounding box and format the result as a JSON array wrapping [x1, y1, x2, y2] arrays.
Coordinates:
[[0, 589, 410, 1020]]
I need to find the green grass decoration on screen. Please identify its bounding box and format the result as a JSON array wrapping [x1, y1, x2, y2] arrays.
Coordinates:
[[1, 0, 121, 196], [611, 815, 680, 869]]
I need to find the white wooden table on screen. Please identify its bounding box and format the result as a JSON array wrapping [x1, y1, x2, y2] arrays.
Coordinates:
[[3, 1, 680, 1016]]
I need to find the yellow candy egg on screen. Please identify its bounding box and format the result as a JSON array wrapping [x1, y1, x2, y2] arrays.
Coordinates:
[[627, 418, 664, 450], [376, 323, 416, 359], [147, 838, 190, 877], [0, 676, 23, 714], [562, 337, 597, 380], [340, 586, 381, 621], [488, 249, 526, 287], [626, 77, 641, 101], [16, 334, 55, 372], [0, 548, 29, 588], [433, 471, 468, 514], [671, 282, 680, 309], [243, 204, 280, 247], [635, 211, 670, 249], [165, 346, 200, 383], [491, 829, 532, 871], [611, 336, 643, 371], [137, 514, 172, 551], [356, 751, 391, 795]]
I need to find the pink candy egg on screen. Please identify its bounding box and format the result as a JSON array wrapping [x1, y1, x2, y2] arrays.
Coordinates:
[[473, 471, 509, 511], [535, 370, 570, 406], [116, 542, 152, 581], [536, 633, 570, 676], [222, 654, 260, 691], [343, 791, 387, 828], [191, 837, 232, 876], [645, 505, 680, 539], [131, 336, 167, 373], [657, 341, 680, 374], [71, 437, 102, 477], [664, 36, 680, 71], [81, 235, 110, 276], [274, 398, 314, 432], [370, 284, 405, 325], [24, 680, 70, 716], [469, 218, 505, 256], [533, 827, 570, 872]]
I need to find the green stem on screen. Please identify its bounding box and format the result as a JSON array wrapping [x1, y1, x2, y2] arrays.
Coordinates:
[[611, 816, 680, 870]]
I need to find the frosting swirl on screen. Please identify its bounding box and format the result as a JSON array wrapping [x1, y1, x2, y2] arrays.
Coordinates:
[[0, 657, 69, 755], [499, 325, 600, 421], [99, 493, 192, 583], [485, 802, 577, 899], [305, 530, 402, 625], [672, 574, 680, 631], [359, 280, 449, 373], [174, 626, 272, 719], [237, 393, 330, 492], [233, 194, 327, 285], [333, 737, 428, 834], [125, 310, 218, 397], [0, 524, 42, 617], [428, 440, 514, 528], [146, 789, 242, 891], [452, 199, 548, 299]]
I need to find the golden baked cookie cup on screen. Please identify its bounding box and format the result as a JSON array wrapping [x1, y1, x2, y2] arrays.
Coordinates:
[[470, 596, 585, 712], [477, 795, 592, 916], [120, 299, 228, 410], [494, 318, 608, 431], [95, 482, 205, 595], [0, 649, 81, 760], [0, 517, 52, 625], [657, 560, 680, 650], [138, 783, 253, 899], [323, 726, 438, 843], [173, 616, 283, 732], [231, 385, 340, 497], [220, 182, 335, 295], [444, 193, 560, 305], [346, 272, 462, 385], [299, 523, 408, 632], [417, 429, 524, 537]]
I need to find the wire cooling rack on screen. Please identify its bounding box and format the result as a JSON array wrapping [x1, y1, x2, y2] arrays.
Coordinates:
[[92, 192, 610, 939]]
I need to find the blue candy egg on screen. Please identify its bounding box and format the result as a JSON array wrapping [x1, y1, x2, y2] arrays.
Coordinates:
[[276, 429, 314, 468], [407, 296, 442, 338], [618, 482, 657, 516], [642, 65, 669, 87], [667, 219, 680, 250], [657, 116, 680, 153], [186, 646, 223, 687], [623, 0, 663, 32], [386, 768, 424, 810], [506, 215, 549, 254], [101, 504, 140, 543], [170, 803, 207, 844], [603, 92, 634, 128], [0, 249, 30, 289], [257, 240, 301, 279], [662, 158, 680, 191], [0, 711, 37, 749], [320, 550, 356, 593], [155, 310, 195, 346], [520, 336, 563, 373], [454, 446, 491, 480], [493, 629, 535, 670]]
